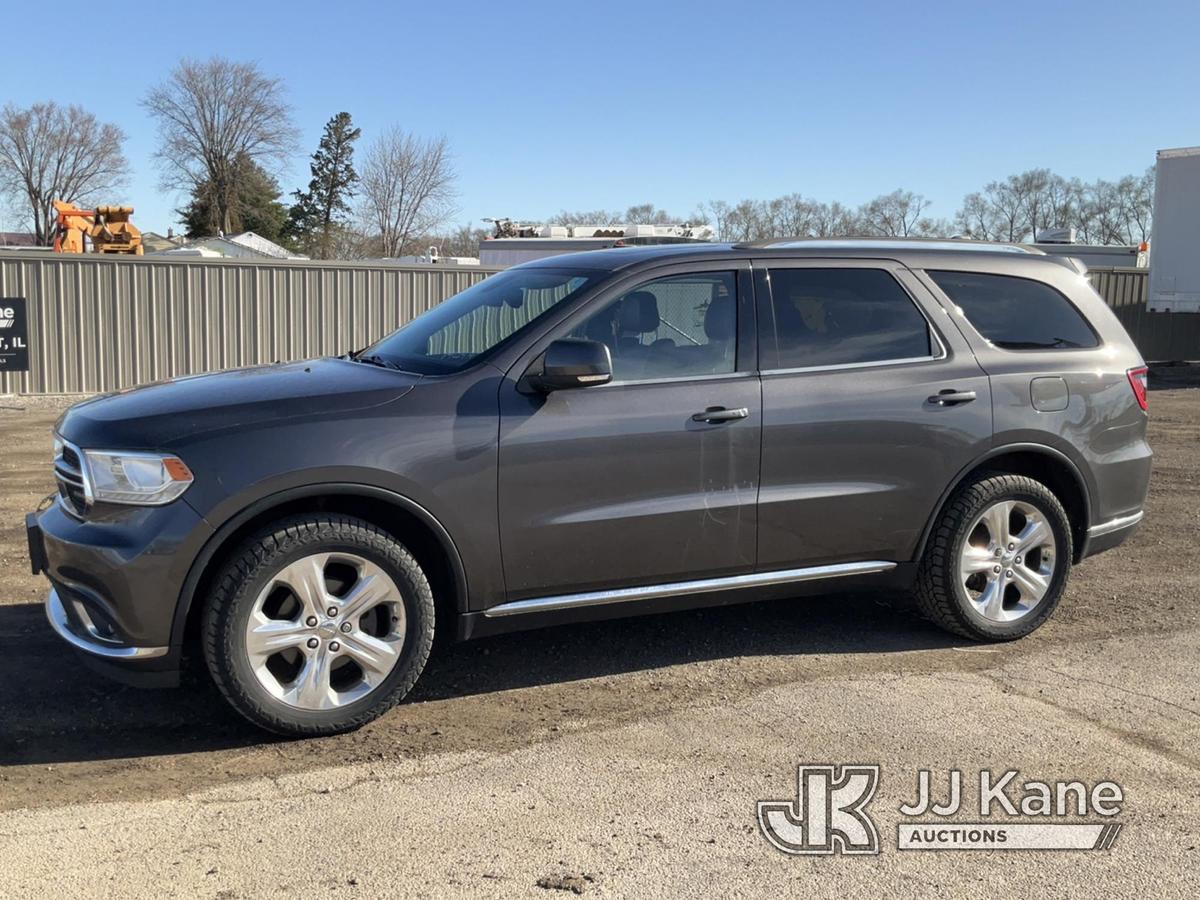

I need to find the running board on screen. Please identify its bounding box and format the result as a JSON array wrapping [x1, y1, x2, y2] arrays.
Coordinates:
[[483, 560, 897, 618]]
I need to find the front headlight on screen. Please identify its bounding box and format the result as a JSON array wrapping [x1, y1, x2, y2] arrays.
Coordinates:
[[82, 450, 194, 505]]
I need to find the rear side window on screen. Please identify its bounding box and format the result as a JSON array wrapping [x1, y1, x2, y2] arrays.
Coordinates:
[[928, 271, 1098, 350], [763, 268, 933, 370]]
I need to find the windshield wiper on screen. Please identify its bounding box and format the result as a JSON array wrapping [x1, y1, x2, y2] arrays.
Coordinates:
[[354, 353, 407, 371]]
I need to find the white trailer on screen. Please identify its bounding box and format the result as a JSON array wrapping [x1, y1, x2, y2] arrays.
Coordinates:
[[478, 222, 715, 268], [1148, 147, 1200, 312]]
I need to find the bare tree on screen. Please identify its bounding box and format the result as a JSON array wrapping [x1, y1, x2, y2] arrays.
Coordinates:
[[704, 195, 866, 241], [142, 57, 297, 235], [954, 176, 1028, 241], [809, 201, 861, 238], [859, 189, 932, 236], [358, 129, 456, 257], [423, 222, 491, 257], [0, 102, 129, 245], [953, 168, 1153, 245], [1115, 169, 1154, 244], [624, 203, 677, 224], [701, 200, 733, 239], [550, 208, 622, 226]]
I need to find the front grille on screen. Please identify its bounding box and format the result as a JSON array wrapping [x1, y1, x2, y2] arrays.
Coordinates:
[[54, 438, 89, 515], [61, 443, 81, 470]]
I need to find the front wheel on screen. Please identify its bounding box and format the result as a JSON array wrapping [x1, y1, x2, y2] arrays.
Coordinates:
[[915, 473, 1073, 641], [202, 515, 435, 736]]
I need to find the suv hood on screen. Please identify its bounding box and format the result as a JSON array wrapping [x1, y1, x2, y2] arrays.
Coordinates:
[[57, 358, 421, 448]]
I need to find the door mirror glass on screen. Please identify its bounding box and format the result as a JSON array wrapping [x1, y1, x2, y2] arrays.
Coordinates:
[[530, 339, 613, 392]]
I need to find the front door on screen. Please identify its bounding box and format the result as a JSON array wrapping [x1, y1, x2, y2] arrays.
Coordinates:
[[753, 259, 993, 569], [497, 264, 760, 600]]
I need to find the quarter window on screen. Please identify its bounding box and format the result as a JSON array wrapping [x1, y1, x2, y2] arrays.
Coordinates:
[[928, 271, 1099, 350], [569, 272, 738, 382], [763, 268, 933, 370]]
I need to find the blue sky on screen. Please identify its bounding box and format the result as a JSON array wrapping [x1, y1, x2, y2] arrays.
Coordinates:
[[3, 0, 1197, 235]]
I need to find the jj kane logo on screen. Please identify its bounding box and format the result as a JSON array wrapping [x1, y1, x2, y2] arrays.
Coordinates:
[[757, 765, 882, 855], [758, 765, 1124, 855]]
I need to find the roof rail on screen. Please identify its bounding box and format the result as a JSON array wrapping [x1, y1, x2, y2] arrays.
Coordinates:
[[732, 236, 1046, 255]]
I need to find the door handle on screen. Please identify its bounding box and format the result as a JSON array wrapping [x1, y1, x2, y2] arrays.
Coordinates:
[[928, 389, 977, 406], [691, 406, 750, 423]]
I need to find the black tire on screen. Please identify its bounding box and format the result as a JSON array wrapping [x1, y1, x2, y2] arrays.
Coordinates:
[[202, 514, 435, 736], [914, 473, 1073, 641]]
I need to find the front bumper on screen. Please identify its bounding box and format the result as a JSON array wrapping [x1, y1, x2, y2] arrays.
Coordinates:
[[27, 497, 214, 683], [45, 586, 168, 659]]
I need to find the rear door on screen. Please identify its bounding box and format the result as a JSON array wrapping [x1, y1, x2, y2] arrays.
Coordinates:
[[753, 258, 992, 569], [496, 262, 760, 601]]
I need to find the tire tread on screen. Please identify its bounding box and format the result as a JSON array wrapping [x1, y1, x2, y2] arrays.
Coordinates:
[[914, 473, 1072, 641], [201, 514, 434, 736]]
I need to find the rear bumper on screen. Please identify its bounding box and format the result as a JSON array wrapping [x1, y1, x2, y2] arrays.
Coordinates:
[[1080, 510, 1144, 559]]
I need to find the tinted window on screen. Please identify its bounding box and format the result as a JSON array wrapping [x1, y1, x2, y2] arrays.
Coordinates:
[[929, 271, 1098, 350], [764, 268, 932, 369], [569, 272, 737, 382], [361, 267, 599, 374]]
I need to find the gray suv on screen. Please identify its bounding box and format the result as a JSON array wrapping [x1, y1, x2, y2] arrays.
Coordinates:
[[26, 239, 1152, 735]]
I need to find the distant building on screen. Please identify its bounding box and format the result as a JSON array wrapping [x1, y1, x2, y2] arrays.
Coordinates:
[[1027, 227, 1143, 268], [1027, 243, 1143, 269], [391, 245, 481, 266], [478, 222, 714, 267], [150, 230, 307, 260], [223, 231, 307, 260], [140, 231, 182, 253], [0, 232, 37, 248]]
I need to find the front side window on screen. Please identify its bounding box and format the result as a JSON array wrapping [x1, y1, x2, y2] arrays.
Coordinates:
[[763, 268, 933, 370], [568, 272, 738, 382], [928, 270, 1099, 350], [361, 267, 600, 374]]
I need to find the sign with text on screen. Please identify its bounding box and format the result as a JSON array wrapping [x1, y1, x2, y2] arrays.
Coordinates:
[[0, 298, 29, 372]]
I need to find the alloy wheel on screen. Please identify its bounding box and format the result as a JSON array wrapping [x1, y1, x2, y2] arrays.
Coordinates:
[[244, 552, 407, 710], [959, 500, 1058, 623]]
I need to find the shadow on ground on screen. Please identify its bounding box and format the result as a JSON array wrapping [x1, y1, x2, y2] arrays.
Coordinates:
[[0, 590, 957, 767]]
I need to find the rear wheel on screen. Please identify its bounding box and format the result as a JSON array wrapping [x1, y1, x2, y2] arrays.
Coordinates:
[[202, 515, 434, 736], [915, 473, 1072, 640]]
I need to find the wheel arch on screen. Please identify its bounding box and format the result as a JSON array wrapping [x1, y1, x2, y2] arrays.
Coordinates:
[[915, 443, 1092, 565], [171, 483, 469, 653]]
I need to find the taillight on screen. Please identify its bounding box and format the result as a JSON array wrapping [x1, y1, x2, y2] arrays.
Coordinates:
[[1127, 366, 1149, 411]]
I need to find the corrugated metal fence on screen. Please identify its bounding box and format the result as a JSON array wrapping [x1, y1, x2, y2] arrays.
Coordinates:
[[1088, 267, 1200, 362], [1, 255, 1195, 395], [0, 253, 500, 394]]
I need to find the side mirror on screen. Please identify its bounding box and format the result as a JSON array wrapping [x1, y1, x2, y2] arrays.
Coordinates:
[[528, 338, 613, 392]]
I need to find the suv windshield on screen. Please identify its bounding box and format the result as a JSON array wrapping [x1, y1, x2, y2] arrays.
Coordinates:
[[358, 267, 600, 374]]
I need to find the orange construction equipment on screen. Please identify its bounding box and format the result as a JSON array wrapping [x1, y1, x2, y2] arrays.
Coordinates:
[[52, 200, 144, 255]]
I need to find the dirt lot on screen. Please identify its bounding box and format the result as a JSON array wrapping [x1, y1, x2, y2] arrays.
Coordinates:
[[0, 387, 1198, 897]]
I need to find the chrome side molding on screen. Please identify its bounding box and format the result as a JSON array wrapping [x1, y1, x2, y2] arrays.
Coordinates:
[[1087, 510, 1144, 538], [483, 560, 897, 618]]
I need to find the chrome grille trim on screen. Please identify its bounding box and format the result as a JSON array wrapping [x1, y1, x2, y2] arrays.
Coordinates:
[[53, 436, 92, 513]]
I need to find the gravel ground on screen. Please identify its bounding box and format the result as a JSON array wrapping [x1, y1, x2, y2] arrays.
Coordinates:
[[0, 386, 1197, 898]]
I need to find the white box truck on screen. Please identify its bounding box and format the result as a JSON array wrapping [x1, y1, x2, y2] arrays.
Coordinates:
[[1148, 146, 1200, 312]]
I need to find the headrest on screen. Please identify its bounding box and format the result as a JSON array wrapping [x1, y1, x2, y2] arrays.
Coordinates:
[[619, 291, 661, 334], [704, 296, 735, 341]]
